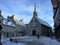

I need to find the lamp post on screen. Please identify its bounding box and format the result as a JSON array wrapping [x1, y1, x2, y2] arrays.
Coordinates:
[[0, 25, 2, 45]]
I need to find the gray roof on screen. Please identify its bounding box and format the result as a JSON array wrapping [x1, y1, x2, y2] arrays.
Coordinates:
[[35, 17, 51, 27]]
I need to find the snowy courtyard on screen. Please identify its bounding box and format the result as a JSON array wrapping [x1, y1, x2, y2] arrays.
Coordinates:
[[1, 36, 60, 45]]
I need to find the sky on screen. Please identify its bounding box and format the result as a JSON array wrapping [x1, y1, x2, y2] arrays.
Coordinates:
[[0, 0, 54, 27]]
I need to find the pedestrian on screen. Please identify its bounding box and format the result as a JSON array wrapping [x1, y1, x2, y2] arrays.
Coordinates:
[[37, 35, 39, 39]]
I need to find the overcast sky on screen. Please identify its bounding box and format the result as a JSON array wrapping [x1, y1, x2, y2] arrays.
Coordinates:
[[0, 0, 54, 27]]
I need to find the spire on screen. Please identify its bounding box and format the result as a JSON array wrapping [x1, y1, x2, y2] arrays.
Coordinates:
[[33, 3, 37, 17], [34, 3, 36, 13]]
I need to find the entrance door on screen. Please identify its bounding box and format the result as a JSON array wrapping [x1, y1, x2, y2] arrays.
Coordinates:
[[32, 30, 36, 36]]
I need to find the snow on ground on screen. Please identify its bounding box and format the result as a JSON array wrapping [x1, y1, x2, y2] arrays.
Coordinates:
[[1, 36, 60, 45]]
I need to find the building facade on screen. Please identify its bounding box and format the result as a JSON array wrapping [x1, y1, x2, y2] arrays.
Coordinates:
[[0, 5, 52, 38], [51, 0, 60, 38]]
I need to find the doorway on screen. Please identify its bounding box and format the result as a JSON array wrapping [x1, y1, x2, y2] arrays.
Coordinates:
[[32, 30, 36, 36]]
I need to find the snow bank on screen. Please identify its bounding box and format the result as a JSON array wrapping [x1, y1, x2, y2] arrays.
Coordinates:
[[38, 37, 60, 45], [2, 36, 60, 45]]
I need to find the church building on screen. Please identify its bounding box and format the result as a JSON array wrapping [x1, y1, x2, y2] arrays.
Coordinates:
[[0, 4, 52, 37]]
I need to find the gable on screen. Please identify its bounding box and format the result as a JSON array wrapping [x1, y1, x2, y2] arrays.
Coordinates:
[[29, 16, 51, 28], [29, 16, 40, 26]]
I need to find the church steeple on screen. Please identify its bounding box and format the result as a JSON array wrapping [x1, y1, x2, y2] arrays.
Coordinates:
[[33, 3, 38, 17]]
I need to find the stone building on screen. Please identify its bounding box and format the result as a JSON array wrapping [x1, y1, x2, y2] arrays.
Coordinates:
[[0, 5, 52, 38], [51, 0, 60, 38]]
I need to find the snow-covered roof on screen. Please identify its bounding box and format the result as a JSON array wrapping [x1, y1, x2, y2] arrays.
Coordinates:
[[3, 18, 16, 27], [35, 17, 51, 27]]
